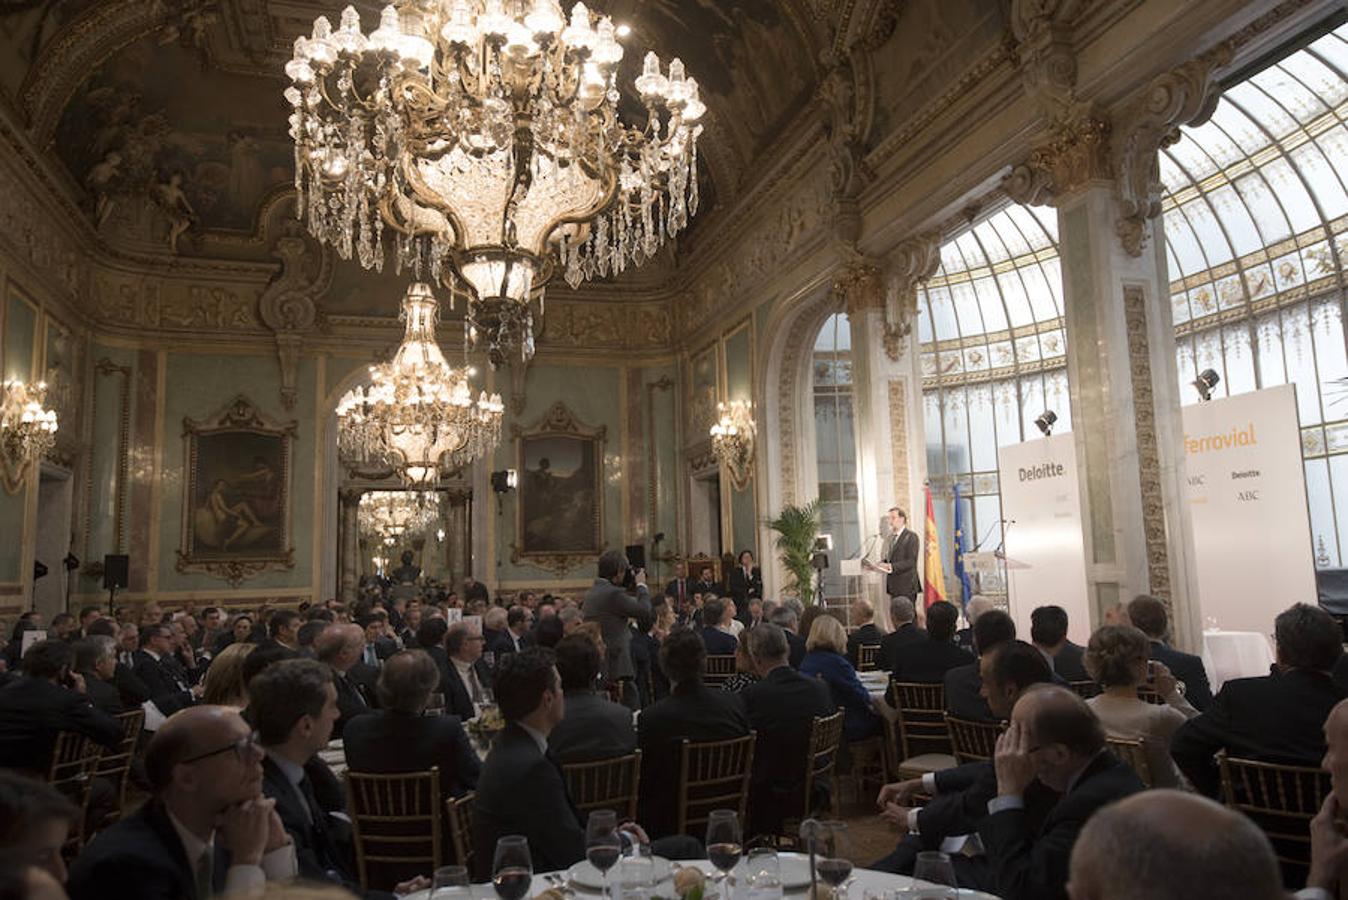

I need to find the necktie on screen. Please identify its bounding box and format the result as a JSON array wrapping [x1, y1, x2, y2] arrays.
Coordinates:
[[468, 666, 484, 704], [679, 580, 685, 603], [365, 645, 376, 667], [194, 849, 213, 900]]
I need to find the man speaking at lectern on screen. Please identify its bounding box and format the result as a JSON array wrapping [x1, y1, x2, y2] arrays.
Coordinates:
[[879, 506, 922, 600]]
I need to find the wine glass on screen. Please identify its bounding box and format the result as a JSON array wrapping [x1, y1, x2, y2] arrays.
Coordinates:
[[705, 809, 743, 899], [585, 810, 622, 900], [492, 835, 534, 900], [431, 865, 471, 900], [912, 851, 957, 900], [815, 822, 853, 900]]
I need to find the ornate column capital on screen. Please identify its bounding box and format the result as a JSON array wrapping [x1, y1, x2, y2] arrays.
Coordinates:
[[882, 231, 942, 360], [1010, 0, 1087, 120], [1002, 111, 1113, 208], [830, 257, 885, 320], [258, 225, 321, 409]]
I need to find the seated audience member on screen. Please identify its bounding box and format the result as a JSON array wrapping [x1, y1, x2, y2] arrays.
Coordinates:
[[557, 605, 584, 636], [315, 623, 371, 740], [67, 705, 298, 899], [769, 606, 807, 669], [846, 599, 884, 667], [502, 606, 531, 654], [1031, 605, 1089, 681], [955, 596, 996, 655], [396, 605, 423, 648], [443, 622, 493, 721], [1307, 698, 1348, 898], [873, 640, 1053, 875], [945, 609, 1016, 722], [344, 650, 480, 797], [212, 614, 255, 656], [0, 850, 66, 899], [115, 623, 138, 667], [49, 613, 77, 643], [1171, 603, 1346, 798], [892, 601, 975, 684], [0, 640, 122, 773], [973, 685, 1144, 899], [1083, 625, 1197, 789], [1126, 594, 1213, 710], [745, 597, 765, 630], [265, 610, 302, 652], [85, 619, 150, 710], [73, 636, 125, 714], [200, 641, 256, 707], [547, 634, 636, 763], [1066, 789, 1285, 900], [801, 615, 885, 741], [637, 628, 750, 838], [533, 615, 565, 649], [700, 599, 739, 655], [474, 649, 697, 879], [483, 607, 512, 660], [134, 623, 202, 717], [740, 624, 835, 836], [297, 619, 330, 657], [77, 606, 103, 639], [720, 629, 761, 694], [878, 596, 925, 673], [415, 617, 450, 680], [0, 771, 79, 885]]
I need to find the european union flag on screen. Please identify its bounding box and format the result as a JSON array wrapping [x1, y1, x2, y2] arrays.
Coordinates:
[[953, 484, 972, 611]]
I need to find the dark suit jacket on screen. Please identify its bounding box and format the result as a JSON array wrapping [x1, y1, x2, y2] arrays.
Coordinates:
[[878, 623, 927, 673], [343, 709, 481, 796], [885, 528, 922, 600], [82, 673, 126, 714], [914, 761, 999, 844], [484, 628, 514, 661], [800, 649, 882, 741], [692, 579, 723, 598], [262, 755, 353, 886], [441, 657, 494, 722], [111, 661, 151, 709], [133, 649, 194, 716], [892, 638, 976, 685], [637, 683, 749, 837], [582, 579, 652, 681], [68, 800, 230, 900], [474, 723, 585, 880], [740, 666, 836, 835], [701, 626, 739, 655], [977, 752, 1144, 900], [846, 623, 884, 666], [1149, 640, 1213, 710], [727, 566, 763, 608], [944, 662, 996, 722], [1171, 668, 1345, 797], [549, 690, 637, 762], [0, 677, 122, 772], [1051, 642, 1089, 682], [333, 668, 372, 739], [786, 630, 807, 669], [664, 578, 693, 606]]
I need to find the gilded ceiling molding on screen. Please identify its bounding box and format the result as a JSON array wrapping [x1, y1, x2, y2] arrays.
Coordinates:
[[257, 226, 321, 410], [881, 230, 942, 360], [1010, 0, 1086, 121]]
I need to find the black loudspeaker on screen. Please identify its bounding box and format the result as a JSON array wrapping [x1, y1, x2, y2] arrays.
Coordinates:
[[33, 560, 47, 580], [625, 544, 646, 570], [102, 555, 129, 590]]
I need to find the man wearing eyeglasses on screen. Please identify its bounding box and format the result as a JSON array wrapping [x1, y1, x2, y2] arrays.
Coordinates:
[[67, 704, 297, 899]]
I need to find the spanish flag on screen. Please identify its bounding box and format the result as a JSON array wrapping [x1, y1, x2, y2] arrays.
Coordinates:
[[923, 484, 946, 609]]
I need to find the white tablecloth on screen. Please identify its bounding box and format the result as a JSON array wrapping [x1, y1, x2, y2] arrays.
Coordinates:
[[1201, 629, 1274, 692]]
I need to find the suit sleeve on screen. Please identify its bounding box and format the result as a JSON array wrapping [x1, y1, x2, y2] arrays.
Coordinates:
[[68, 854, 188, 900], [522, 758, 586, 871], [895, 532, 920, 573], [448, 718, 482, 790], [613, 586, 654, 621], [112, 664, 151, 706], [1181, 657, 1214, 711], [134, 659, 193, 716], [1169, 686, 1235, 798], [977, 796, 1086, 900], [68, 697, 124, 750]]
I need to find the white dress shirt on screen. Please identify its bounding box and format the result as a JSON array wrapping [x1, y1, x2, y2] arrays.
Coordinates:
[[166, 805, 297, 895]]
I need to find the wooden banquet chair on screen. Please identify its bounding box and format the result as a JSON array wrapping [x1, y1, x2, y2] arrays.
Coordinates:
[[345, 768, 442, 891], [945, 715, 1005, 764], [446, 791, 476, 872], [94, 708, 145, 827], [676, 733, 756, 838], [887, 681, 954, 780], [703, 654, 737, 687], [47, 731, 102, 855], [856, 644, 881, 672], [1105, 736, 1154, 788], [1218, 752, 1330, 883], [563, 751, 643, 821]]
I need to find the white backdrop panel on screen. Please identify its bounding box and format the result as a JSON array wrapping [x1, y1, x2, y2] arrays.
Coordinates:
[[998, 432, 1091, 645], [1182, 383, 1316, 634]]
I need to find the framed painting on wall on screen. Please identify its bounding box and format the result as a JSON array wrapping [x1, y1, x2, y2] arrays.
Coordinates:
[[177, 396, 296, 585], [511, 402, 605, 575]]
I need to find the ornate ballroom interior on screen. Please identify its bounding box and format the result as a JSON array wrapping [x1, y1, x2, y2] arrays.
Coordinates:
[[0, 0, 1342, 647]]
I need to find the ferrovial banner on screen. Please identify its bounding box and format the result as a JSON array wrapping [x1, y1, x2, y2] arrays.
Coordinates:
[[1182, 383, 1316, 634], [997, 432, 1091, 645]]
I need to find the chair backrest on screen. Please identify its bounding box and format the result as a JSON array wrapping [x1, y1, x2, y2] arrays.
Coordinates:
[[47, 731, 102, 854], [676, 733, 756, 838], [446, 791, 476, 872], [703, 655, 737, 687], [425, 693, 446, 717], [945, 715, 1006, 764], [891, 681, 952, 760], [1137, 686, 1167, 705], [856, 645, 880, 672], [563, 752, 642, 821], [1067, 680, 1101, 700], [802, 712, 845, 820], [1218, 752, 1331, 872], [94, 709, 145, 825], [1105, 737, 1154, 788], [345, 768, 442, 891]]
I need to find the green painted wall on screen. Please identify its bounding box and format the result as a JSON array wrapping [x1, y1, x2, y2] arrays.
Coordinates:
[[0, 293, 38, 582], [644, 365, 679, 557], [78, 345, 138, 593], [723, 327, 757, 557]]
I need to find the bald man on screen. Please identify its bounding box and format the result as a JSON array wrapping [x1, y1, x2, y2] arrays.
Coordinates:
[[315, 623, 372, 738], [67, 705, 297, 900], [1304, 699, 1348, 899], [1067, 790, 1284, 900], [976, 685, 1144, 900]]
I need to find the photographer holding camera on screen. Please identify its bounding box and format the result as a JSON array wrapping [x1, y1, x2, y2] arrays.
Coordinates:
[[582, 550, 653, 710]]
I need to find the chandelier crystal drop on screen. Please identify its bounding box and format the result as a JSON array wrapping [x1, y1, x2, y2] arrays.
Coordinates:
[[286, 1, 704, 367], [337, 282, 505, 485], [358, 490, 442, 542]]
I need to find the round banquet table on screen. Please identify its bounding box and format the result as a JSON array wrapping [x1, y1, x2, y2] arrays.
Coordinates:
[[405, 854, 998, 900], [1201, 629, 1275, 692]]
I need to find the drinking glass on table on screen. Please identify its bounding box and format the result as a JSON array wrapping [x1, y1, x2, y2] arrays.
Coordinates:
[[745, 847, 782, 900], [910, 851, 957, 900], [430, 865, 471, 900], [492, 835, 533, 900], [705, 809, 743, 898], [586, 810, 623, 900], [814, 821, 854, 900]]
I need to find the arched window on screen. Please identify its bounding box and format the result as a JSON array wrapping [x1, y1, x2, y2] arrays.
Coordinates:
[[1163, 21, 1348, 568], [813, 313, 861, 601], [918, 204, 1070, 590]]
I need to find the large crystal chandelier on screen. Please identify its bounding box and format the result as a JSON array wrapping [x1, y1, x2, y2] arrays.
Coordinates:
[[358, 490, 442, 543], [286, 1, 704, 367], [1, 380, 58, 494], [337, 282, 505, 485]]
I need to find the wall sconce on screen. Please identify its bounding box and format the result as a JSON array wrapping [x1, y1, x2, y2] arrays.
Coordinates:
[[1, 380, 58, 494], [1193, 368, 1220, 402], [1034, 410, 1057, 437], [710, 399, 756, 491]]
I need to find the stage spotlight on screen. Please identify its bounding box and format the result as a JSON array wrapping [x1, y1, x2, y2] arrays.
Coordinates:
[[1193, 368, 1221, 402], [490, 469, 518, 493], [1034, 410, 1058, 436]]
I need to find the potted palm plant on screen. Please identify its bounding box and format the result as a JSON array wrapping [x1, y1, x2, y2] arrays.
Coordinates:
[[768, 499, 822, 605]]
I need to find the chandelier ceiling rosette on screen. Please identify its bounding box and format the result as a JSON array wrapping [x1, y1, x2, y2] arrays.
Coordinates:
[[286, 0, 704, 367], [337, 282, 504, 485]]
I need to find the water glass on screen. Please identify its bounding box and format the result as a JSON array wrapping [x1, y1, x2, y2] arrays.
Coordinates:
[[745, 847, 782, 900], [431, 865, 471, 900], [910, 851, 957, 900]]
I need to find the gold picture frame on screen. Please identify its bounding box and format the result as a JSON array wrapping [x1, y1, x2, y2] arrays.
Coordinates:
[[510, 402, 605, 576]]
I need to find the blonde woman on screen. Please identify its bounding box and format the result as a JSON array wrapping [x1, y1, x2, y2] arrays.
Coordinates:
[[800, 614, 883, 740], [200, 641, 255, 707], [1085, 624, 1199, 789]]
